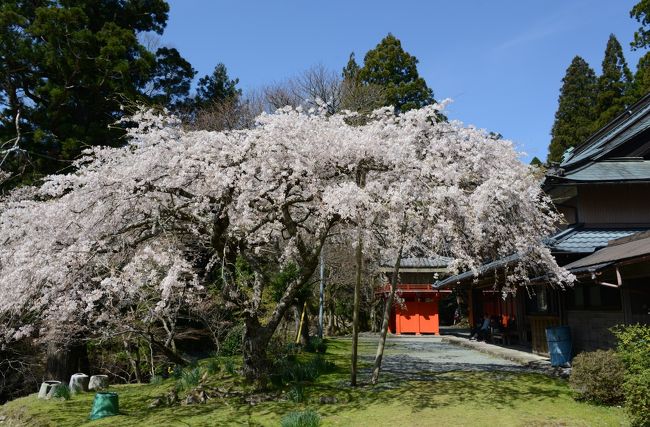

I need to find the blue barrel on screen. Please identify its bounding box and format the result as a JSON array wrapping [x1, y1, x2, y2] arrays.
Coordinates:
[[546, 325, 572, 367]]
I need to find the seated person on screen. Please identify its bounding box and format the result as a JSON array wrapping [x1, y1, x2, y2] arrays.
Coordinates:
[[469, 313, 491, 341]]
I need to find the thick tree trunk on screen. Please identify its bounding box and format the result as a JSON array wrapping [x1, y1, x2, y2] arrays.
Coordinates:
[[351, 222, 363, 386], [242, 317, 271, 388], [372, 248, 402, 384]]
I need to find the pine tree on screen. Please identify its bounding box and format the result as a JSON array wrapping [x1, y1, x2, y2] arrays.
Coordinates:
[[630, 0, 650, 50], [630, 52, 650, 101], [358, 34, 435, 113], [548, 56, 598, 163], [593, 34, 633, 130], [194, 63, 241, 110]]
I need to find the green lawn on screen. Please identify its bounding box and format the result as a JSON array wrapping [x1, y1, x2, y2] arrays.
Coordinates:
[[0, 339, 627, 426]]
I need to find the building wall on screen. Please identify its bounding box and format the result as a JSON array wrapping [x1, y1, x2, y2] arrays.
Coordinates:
[[566, 310, 624, 352], [578, 183, 650, 225]]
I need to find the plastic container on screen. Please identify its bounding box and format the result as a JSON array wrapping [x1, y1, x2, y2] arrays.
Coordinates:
[[89, 392, 119, 420], [546, 325, 572, 367]]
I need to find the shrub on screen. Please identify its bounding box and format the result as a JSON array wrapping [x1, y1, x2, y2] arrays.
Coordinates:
[[305, 337, 327, 354], [219, 324, 245, 356], [612, 323, 650, 374], [178, 367, 202, 391], [224, 359, 237, 375], [622, 368, 650, 427], [569, 349, 625, 405], [287, 383, 305, 403], [281, 410, 320, 427], [612, 324, 650, 426], [149, 375, 163, 385], [206, 358, 220, 375], [51, 384, 71, 400]]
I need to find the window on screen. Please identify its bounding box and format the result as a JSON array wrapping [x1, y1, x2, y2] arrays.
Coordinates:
[[568, 284, 622, 311]]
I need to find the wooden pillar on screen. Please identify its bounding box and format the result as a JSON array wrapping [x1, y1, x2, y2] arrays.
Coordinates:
[[468, 289, 475, 327]]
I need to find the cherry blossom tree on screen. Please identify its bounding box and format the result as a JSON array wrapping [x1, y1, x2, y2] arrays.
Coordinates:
[[0, 103, 572, 386]]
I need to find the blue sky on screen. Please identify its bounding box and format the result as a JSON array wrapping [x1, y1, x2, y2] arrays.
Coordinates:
[[162, 0, 645, 162]]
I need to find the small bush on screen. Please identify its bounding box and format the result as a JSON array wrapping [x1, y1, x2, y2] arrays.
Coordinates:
[[170, 365, 184, 380], [569, 349, 625, 405], [224, 359, 237, 375], [219, 324, 245, 356], [206, 358, 220, 375], [149, 375, 163, 385], [287, 383, 305, 403], [51, 384, 71, 400], [178, 367, 202, 390], [612, 323, 650, 374], [308, 354, 335, 375], [281, 410, 320, 427], [305, 337, 327, 354], [622, 368, 650, 427], [612, 324, 650, 426]]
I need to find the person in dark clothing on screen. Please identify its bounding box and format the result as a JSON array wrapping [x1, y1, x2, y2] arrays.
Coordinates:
[[469, 313, 491, 341]]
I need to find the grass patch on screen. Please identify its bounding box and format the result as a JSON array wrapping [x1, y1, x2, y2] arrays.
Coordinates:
[[0, 337, 628, 426]]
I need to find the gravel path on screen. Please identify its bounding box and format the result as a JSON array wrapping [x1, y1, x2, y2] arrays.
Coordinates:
[[352, 334, 547, 383]]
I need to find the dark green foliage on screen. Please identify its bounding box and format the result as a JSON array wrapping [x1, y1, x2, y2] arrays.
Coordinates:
[[548, 56, 598, 163], [270, 263, 300, 302], [358, 34, 435, 113], [342, 52, 361, 85], [305, 337, 327, 354], [287, 383, 306, 403], [219, 323, 245, 356], [178, 366, 202, 391], [569, 350, 625, 405], [149, 47, 196, 110], [0, 0, 199, 189], [612, 323, 650, 373], [281, 410, 321, 427], [631, 0, 650, 50], [224, 359, 237, 375], [622, 369, 650, 427], [271, 354, 335, 389], [51, 384, 71, 400], [206, 358, 220, 375], [195, 63, 241, 110], [612, 323, 650, 426], [149, 375, 163, 385], [630, 52, 650, 102], [530, 157, 543, 167], [593, 34, 633, 131]]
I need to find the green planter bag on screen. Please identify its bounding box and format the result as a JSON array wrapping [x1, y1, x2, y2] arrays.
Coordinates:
[[89, 392, 119, 420]]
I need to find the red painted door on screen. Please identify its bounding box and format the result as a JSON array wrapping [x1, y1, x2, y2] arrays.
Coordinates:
[[395, 299, 440, 335]]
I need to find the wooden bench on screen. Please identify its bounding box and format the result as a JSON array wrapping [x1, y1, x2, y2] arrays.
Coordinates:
[[490, 320, 519, 345]]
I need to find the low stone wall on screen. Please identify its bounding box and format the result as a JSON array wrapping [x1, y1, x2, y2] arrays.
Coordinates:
[[567, 310, 624, 352]]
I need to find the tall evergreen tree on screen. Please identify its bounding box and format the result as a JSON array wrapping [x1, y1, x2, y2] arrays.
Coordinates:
[[0, 0, 197, 189], [358, 34, 435, 113], [630, 52, 650, 101], [630, 0, 650, 50], [548, 56, 598, 163], [593, 34, 633, 130], [194, 63, 241, 109]]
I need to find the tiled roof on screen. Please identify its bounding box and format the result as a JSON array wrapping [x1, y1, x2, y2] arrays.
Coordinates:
[[432, 254, 520, 288], [432, 226, 650, 288], [548, 226, 649, 253], [560, 160, 650, 182], [386, 256, 453, 269], [561, 94, 650, 170]]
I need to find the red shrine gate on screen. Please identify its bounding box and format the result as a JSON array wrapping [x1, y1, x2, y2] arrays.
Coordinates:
[[378, 284, 448, 335]]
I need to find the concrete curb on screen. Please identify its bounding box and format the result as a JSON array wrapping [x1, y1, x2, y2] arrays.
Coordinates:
[[441, 335, 550, 368]]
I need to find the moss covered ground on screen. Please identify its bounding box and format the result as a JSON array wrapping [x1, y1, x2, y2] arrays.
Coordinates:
[[0, 338, 627, 426]]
